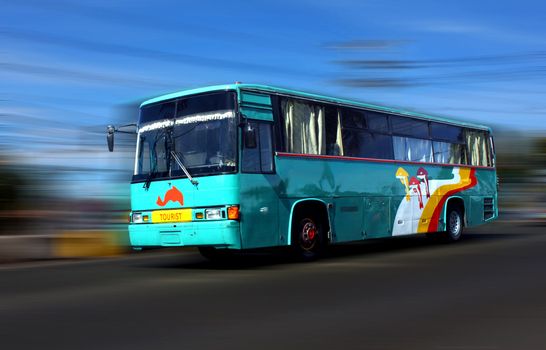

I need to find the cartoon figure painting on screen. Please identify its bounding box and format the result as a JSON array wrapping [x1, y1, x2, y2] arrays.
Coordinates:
[[395, 167, 410, 201], [409, 176, 424, 209], [392, 167, 477, 236], [417, 167, 430, 198]]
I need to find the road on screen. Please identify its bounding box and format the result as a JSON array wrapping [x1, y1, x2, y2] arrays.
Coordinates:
[[1, 222, 545, 350]]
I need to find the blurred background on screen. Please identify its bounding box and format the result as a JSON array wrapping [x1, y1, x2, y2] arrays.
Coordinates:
[[0, 0, 545, 259]]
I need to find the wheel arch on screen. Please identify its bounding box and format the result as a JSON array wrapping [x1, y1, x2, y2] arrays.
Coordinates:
[[287, 199, 332, 246], [443, 196, 466, 228]]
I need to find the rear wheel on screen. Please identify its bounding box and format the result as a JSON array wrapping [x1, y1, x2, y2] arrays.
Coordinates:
[[292, 214, 325, 261], [443, 206, 464, 241]]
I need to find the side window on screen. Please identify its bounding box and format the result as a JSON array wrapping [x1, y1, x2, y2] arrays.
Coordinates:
[[340, 108, 393, 160], [343, 130, 393, 159], [432, 141, 466, 164], [242, 121, 274, 173], [393, 136, 433, 162], [465, 129, 490, 166], [430, 122, 467, 165], [324, 106, 343, 156], [489, 134, 497, 166], [281, 98, 326, 155], [341, 108, 367, 129], [391, 116, 429, 139], [367, 112, 389, 133], [431, 123, 463, 143]]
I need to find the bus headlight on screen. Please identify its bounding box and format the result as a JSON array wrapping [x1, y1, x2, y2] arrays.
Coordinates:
[[205, 208, 222, 220], [132, 212, 143, 223]]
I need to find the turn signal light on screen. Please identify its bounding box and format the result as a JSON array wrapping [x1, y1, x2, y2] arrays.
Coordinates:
[[227, 205, 240, 220]]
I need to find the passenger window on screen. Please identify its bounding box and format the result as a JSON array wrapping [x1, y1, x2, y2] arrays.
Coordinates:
[[432, 141, 466, 164], [343, 129, 393, 159], [367, 112, 389, 133], [431, 123, 463, 143], [465, 129, 490, 166], [489, 135, 496, 167], [341, 108, 367, 129], [391, 116, 429, 139], [393, 136, 433, 162], [324, 106, 343, 156], [281, 98, 326, 155]]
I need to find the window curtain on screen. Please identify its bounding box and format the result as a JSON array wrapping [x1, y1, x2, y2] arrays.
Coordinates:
[[433, 141, 464, 164], [449, 144, 464, 164], [394, 136, 433, 162], [335, 109, 344, 156], [283, 99, 326, 155], [465, 130, 488, 166]]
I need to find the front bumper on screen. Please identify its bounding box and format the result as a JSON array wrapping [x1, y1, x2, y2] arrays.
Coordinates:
[[128, 220, 242, 249]]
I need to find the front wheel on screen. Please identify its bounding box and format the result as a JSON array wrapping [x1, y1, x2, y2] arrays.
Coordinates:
[[292, 215, 325, 261]]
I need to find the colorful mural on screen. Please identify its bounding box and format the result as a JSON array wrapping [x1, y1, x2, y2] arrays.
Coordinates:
[[393, 167, 477, 236]]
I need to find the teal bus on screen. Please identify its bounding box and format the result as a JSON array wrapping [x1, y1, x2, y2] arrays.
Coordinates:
[[107, 83, 498, 260]]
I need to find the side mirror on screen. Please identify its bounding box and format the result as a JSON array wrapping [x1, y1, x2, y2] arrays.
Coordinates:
[[107, 125, 115, 152], [243, 123, 257, 149]]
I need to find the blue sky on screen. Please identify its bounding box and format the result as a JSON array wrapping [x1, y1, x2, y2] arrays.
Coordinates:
[[1, 0, 545, 196]]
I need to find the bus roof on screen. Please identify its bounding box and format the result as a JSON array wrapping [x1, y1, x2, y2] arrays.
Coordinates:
[[140, 83, 492, 132]]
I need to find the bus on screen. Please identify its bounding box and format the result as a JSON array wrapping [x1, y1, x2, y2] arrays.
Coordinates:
[[107, 83, 498, 260]]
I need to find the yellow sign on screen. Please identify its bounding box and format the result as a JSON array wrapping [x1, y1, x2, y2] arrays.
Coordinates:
[[152, 209, 192, 223]]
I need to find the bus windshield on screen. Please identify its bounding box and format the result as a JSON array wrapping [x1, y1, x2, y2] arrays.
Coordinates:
[[133, 92, 237, 181]]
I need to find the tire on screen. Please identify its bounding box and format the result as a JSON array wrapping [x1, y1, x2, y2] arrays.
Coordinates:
[[291, 214, 325, 261], [198, 247, 234, 261], [443, 206, 464, 241]]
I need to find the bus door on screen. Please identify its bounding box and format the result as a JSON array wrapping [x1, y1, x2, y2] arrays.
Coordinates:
[[239, 92, 279, 248], [240, 120, 279, 249]]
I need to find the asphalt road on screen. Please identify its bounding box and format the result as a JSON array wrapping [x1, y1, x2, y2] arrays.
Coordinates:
[[1, 222, 545, 350]]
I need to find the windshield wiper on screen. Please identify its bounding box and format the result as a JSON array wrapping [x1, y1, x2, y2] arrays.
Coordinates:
[[143, 171, 156, 190], [170, 151, 199, 186]]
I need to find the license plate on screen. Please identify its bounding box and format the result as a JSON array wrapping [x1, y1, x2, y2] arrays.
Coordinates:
[[152, 209, 192, 223]]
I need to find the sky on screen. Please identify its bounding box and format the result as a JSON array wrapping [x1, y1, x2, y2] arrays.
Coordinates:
[[1, 0, 545, 196]]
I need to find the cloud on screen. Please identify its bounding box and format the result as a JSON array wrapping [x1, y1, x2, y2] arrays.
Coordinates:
[[324, 40, 410, 51], [406, 20, 546, 46]]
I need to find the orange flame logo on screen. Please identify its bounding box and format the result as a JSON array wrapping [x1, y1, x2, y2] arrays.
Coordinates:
[[156, 186, 184, 207]]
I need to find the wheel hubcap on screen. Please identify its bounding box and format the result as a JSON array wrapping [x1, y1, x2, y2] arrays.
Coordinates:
[[449, 211, 461, 236], [301, 220, 317, 251]]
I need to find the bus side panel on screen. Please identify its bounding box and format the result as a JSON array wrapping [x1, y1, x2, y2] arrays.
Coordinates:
[[276, 155, 497, 242], [278, 198, 293, 246], [332, 197, 364, 242], [468, 196, 484, 226], [239, 173, 280, 249], [456, 168, 498, 227], [432, 168, 497, 230], [464, 168, 498, 227], [363, 196, 392, 238]]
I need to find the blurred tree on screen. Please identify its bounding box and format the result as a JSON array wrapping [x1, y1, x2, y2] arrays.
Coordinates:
[[0, 154, 26, 234], [0, 156, 24, 210], [534, 137, 546, 168]]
